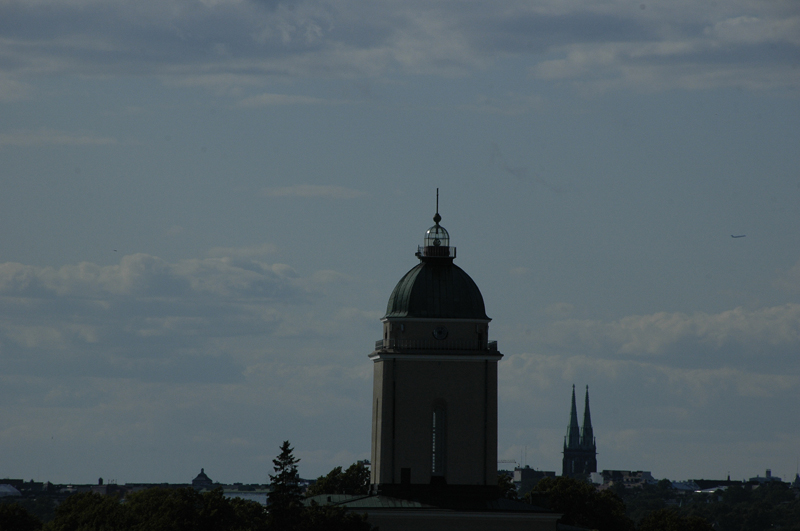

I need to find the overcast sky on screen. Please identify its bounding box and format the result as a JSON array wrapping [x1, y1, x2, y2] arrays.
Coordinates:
[[1, 0, 799, 486]]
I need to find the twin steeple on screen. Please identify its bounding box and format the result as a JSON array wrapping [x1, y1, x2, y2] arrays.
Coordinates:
[[565, 385, 581, 448], [562, 385, 597, 477], [581, 385, 594, 447]]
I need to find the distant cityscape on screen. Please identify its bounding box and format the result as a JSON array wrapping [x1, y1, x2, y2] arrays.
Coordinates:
[[3, 464, 799, 507], [3, 384, 798, 504]]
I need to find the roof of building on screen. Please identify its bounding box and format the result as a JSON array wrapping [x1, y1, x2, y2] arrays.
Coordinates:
[[192, 468, 212, 485], [0, 484, 21, 497], [305, 493, 553, 513], [385, 260, 488, 320], [384, 210, 488, 320]]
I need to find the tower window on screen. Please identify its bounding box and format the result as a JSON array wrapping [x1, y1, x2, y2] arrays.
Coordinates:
[[432, 402, 446, 476]]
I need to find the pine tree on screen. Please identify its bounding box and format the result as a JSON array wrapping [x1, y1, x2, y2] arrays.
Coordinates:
[[267, 440, 303, 529]]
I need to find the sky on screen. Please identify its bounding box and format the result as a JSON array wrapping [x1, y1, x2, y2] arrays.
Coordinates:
[[1, 0, 799, 486]]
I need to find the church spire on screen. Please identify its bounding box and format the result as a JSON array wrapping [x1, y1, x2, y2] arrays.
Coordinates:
[[580, 385, 594, 447], [562, 384, 598, 477], [565, 384, 581, 449]]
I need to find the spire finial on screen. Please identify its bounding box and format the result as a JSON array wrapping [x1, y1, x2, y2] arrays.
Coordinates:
[[433, 188, 441, 224]]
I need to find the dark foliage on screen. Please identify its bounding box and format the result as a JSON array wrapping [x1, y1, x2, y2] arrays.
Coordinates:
[[299, 503, 373, 531], [524, 476, 635, 531], [637, 508, 714, 531], [497, 472, 518, 500], [1, 498, 55, 524], [0, 501, 43, 531], [42, 488, 266, 531], [44, 491, 126, 531], [305, 463, 370, 498], [617, 480, 800, 531], [685, 482, 800, 531], [267, 441, 303, 529], [35, 441, 373, 531]]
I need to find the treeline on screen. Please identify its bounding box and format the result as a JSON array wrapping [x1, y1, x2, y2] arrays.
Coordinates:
[[621, 479, 800, 531], [4, 446, 800, 531], [0, 441, 373, 531], [0, 487, 370, 531], [515, 476, 800, 531]]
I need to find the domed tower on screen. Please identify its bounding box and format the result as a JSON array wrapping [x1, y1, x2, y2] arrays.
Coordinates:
[[369, 200, 502, 499]]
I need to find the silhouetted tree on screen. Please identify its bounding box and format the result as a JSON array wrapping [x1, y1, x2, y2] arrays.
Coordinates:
[[497, 472, 518, 500], [268, 441, 303, 530], [305, 463, 370, 498]]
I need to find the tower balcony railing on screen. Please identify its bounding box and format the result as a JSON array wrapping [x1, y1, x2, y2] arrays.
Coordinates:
[[415, 245, 456, 258], [375, 338, 497, 352]]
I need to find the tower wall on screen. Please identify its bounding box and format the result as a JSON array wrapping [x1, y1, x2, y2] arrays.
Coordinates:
[[370, 354, 498, 489]]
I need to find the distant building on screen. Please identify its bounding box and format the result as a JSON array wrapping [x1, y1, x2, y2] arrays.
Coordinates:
[[562, 385, 597, 477], [513, 466, 556, 493], [748, 469, 782, 484], [192, 468, 213, 490], [671, 480, 701, 492], [691, 477, 742, 491], [598, 470, 657, 489], [0, 484, 21, 498]]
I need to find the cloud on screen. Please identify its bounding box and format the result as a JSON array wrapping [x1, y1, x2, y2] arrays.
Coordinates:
[[535, 304, 800, 370], [261, 184, 367, 199], [0, 128, 117, 147], [0, 0, 796, 92], [0, 253, 308, 299], [207, 243, 277, 259], [707, 16, 800, 46], [499, 351, 798, 408], [0, 253, 345, 385]]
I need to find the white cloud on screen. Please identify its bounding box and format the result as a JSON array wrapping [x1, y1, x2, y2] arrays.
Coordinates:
[[707, 16, 800, 46], [0, 253, 349, 387], [0, 0, 796, 93], [538, 304, 800, 359], [0, 253, 308, 299]]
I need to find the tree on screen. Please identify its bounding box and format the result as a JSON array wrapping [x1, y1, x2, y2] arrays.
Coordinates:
[[228, 497, 269, 531], [305, 463, 370, 498], [525, 476, 635, 531], [299, 503, 373, 531], [0, 502, 43, 531], [44, 487, 269, 531], [268, 441, 303, 530], [637, 508, 713, 531], [43, 491, 127, 531], [497, 472, 518, 500]]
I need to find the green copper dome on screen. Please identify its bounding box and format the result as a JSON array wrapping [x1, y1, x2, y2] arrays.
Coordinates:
[[384, 203, 488, 320], [384, 260, 489, 319]]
